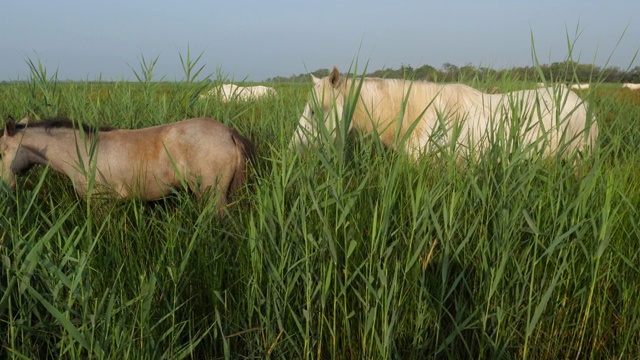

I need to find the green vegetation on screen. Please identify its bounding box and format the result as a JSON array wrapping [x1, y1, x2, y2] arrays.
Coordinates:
[[1, 58, 640, 359]]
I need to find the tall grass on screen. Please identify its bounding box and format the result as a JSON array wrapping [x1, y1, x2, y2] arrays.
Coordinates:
[[1, 53, 640, 359]]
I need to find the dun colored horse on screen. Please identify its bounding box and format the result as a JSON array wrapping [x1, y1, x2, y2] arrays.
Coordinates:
[[291, 67, 598, 160], [0, 116, 255, 214]]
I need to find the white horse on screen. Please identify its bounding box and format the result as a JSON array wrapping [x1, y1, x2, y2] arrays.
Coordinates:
[[290, 67, 598, 160], [622, 83, 640, 90], [199, 84, 277, 102], [571, 84, 590, 90]]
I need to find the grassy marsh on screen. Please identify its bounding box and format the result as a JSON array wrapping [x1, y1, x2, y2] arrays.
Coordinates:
[[1, 61, 640, 359]]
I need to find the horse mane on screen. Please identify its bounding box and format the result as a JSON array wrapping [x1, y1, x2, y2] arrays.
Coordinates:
[[16, 117, 115, 134]]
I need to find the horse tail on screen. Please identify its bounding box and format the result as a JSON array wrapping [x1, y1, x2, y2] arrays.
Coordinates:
[[227, 129, 256, 198]]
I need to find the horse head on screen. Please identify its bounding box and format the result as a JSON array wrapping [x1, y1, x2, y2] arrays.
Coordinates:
[[1, 116, 20, 188], [290, 67, 349, 151], [0, 116, 47, 188]]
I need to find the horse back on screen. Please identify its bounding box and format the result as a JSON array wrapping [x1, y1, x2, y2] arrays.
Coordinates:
[[351, 79, 482, 144]]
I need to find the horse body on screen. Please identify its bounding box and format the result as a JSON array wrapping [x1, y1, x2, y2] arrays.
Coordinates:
[[291, 67, 597, 159], [1, 117, 254, 214], [199, 84, 277, 102], [622, 83, 640, 90], [571, 84, 590, 90]]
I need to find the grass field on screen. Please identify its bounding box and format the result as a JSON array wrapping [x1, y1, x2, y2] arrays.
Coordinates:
[[1, 63, 640, 359]]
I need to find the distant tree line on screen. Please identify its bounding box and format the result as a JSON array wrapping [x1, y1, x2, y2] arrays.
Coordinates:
[[265, 61, 640, 84]]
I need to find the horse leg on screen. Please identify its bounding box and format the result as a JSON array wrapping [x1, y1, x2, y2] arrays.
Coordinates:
[[190, 176, 229, 216], [403, 131, 429, 161]]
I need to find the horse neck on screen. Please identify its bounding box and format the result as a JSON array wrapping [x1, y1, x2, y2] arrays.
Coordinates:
[[20, 128, 98, 171], [347, 78, 426, 123]]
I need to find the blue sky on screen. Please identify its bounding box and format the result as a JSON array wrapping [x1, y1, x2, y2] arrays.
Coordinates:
[[1, 1, 638, 81]]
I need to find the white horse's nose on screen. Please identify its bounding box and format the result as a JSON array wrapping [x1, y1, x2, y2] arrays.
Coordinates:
[[289, 126, 308, 151], [290, 109, 315, 150]]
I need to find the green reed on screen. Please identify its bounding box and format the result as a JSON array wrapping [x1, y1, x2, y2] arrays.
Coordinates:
[[1, 52, 640, 359]]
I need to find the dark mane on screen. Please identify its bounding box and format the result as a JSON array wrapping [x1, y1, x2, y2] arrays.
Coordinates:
[[15, 117, 115, 133]]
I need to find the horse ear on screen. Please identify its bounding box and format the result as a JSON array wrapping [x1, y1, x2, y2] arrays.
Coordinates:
[[4, 116, 16, 136], [18, 113, 31, 125], [329, 67, 340, 88]]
